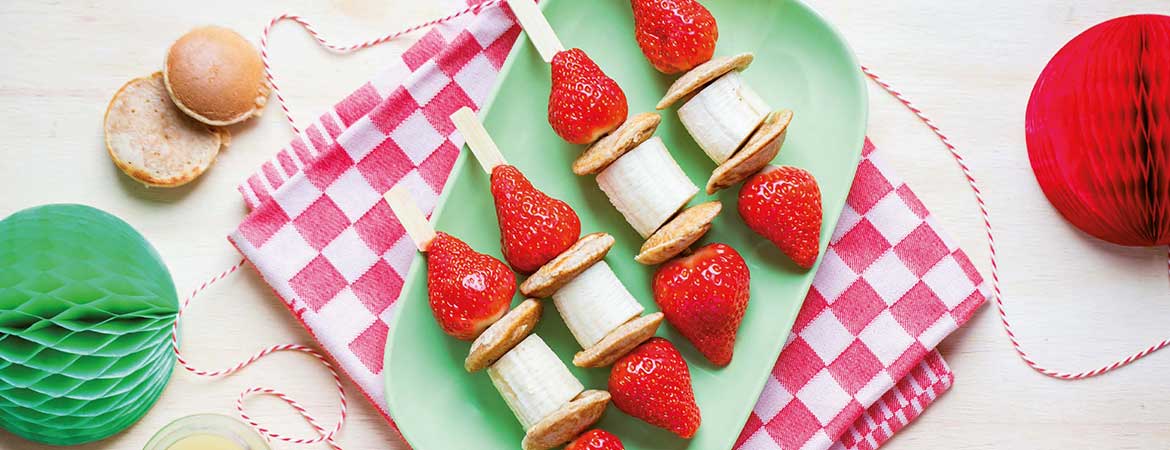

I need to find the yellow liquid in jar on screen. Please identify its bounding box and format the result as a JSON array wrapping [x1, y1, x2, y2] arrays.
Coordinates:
[[166, 434, 244, 450]]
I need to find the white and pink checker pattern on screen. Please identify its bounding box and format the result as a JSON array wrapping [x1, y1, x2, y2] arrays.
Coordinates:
[[733, 142, 986, 450], [229, 1, 987, 447]]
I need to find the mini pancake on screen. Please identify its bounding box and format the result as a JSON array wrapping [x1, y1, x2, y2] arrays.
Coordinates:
[[465, 299, 542, 372], [657, 52, 755, 110], [573, 312, 664, 368], [164, 26, 269, 126], [104, 72, 226, 187], [521, 233, 614, 298], [707, 109, 793, 194], [522, 390, 611, 450], [636, 202, 723, 265], [573, 112, 661, 175]]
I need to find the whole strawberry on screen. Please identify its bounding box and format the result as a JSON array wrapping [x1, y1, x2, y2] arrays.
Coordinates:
[[609, 337, 701, 438], [566, 429, 625, 450], [426, 232, 516, 340], [491, 165, 581, 273], [631, 0, 718, 74], [738, 165, 823, 269], [653, 243, 750, 366], [549, 48, 629, 145]]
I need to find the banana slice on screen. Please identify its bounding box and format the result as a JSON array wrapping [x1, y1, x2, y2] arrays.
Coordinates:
[[552, 261, 644, 348], [596, 137, 698, 237], [677, 71, 770, 164], [488, 334, 584, 429]]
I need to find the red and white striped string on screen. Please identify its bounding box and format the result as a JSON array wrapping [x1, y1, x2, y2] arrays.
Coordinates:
[[860, 65, 1170, 379], [171, 259, 348, 450], [259, 0, 502, 135]]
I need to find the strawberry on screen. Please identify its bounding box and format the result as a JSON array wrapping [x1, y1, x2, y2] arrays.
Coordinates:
[[549, 48, 629, 145], [738, 165, 823, 269], [566, 429, 624, 450], [609, 337, 701, 438], [653, 243, 750, 366], [630, 0, 718, 74], [491, 164, 581, 273], [426, 232, 516, 340]]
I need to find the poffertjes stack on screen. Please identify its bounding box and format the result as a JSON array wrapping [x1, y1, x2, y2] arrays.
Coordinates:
[[103, 26, 269, 188]]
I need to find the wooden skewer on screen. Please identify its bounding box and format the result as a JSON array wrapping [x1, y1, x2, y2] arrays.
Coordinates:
[[384, 185, 437, 251], [451, 107, 508, 173], [509, 0, 565, 63]]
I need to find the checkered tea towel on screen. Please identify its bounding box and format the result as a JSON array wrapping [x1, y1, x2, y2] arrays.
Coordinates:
[[227, 2, 988, 448]]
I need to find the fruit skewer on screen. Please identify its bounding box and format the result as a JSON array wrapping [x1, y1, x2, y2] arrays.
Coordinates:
[[629, 0, 793, 194], [628, 0, 821, 269], [384, 187, 609, 450], [510, 0, 721, 266]]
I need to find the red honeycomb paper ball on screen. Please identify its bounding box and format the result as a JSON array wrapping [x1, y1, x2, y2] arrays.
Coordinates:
[[1027, 14, 1170, 246]]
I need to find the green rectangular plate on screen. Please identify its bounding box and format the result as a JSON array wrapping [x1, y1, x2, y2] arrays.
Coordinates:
[[385, 0, 867, 448]]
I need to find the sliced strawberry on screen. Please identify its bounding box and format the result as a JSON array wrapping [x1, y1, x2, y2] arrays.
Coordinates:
[[566, 429, 624, 450], [609, 337, 700, 438], [490, 165, 581, 273], [549, 48, 629, 144], [426, 232, 515, 340], [738, 165, 823, 269], [630, 0, 719, 74], [653, 243, 750, 366]]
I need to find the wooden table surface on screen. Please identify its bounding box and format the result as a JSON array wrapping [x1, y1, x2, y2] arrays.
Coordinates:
[[3, 1, 1169, 449]]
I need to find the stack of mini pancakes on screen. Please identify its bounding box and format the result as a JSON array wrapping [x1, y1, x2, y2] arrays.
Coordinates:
[[103, 26, 269, 187]]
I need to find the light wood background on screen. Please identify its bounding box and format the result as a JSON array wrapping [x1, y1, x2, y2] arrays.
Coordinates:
[[3, 1, 1169, 449]]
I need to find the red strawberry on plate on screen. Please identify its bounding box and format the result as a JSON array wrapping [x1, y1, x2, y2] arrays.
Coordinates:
[[426, 232, 516, 340], [738, 165, 823, 269], [653, 243, 750, 366], [609, 337, 701, 438], [566, 429, 624, 450], [630, 0, 719, 74], [491, 164, 581, 273], [549, 48, 629, 145]]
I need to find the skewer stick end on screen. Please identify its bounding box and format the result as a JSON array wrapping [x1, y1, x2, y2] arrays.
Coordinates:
[[384, 185, 438, 251], [509, 0, 565, 63], [451, 107, 507, 174]]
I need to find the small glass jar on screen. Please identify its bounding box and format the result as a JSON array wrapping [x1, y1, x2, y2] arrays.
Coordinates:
[[144, 414, 270, 450]]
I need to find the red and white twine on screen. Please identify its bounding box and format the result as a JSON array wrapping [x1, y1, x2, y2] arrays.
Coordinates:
[[171, 259, 349, 450], [259, 0, 502, 135], [861, 66, 1170, 379]]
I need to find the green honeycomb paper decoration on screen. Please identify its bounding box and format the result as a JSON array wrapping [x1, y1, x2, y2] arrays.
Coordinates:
[[0, 204, 178, 445]]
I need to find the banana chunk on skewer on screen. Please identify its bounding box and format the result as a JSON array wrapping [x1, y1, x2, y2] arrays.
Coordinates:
[[521, 232, 665, 367], [678, 71, 769, 164], [486, 333, 611, 450], [488, 334, 584, 429], [553, 261, 645, 348], [597, 136, 698, 238]]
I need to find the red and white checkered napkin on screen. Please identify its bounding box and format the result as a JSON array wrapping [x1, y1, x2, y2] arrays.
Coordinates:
[[732, 140, 987, 450], [227, 2, 987, 448]]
